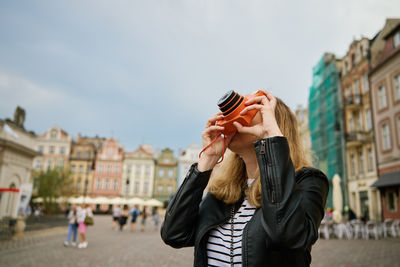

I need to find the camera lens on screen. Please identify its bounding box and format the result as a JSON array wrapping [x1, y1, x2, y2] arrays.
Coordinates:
[[217, 90, 244, 116]]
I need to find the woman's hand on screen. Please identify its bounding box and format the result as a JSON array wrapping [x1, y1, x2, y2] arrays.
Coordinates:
[[233, 91, 283, 139], [197, 113, 234, 171]]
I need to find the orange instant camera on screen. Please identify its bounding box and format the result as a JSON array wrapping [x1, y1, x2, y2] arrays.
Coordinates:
[[216, 90, 265, 135]]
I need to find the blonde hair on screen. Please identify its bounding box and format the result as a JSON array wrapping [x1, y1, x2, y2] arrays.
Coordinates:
[[207, 98, 310, 207]]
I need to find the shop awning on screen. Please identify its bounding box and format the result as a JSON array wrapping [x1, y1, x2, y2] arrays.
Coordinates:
[[371, 170, 400, 188], [0, 188, 19, 193]]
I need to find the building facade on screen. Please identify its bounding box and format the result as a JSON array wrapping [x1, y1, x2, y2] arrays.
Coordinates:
[[153, 148, 177, 202], [91, 138, 123, 198], [309, 52, 346, 208], [121, 145, 155, 199], [295, 106, 312, 164], [0, 109, 38, 220], [69, 137, 97, 197], [33, 126, 72, 172], [177, 143, 202, 188], [341, 38, 381, 221], [370, 19, 400, 220]]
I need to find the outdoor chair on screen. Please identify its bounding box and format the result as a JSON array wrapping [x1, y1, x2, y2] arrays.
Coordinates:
[[318, 219, 332, 239], [390, 219, 400, 237], [350, 219, 365, 239], [333, 223, 352, 239], [365, 221, 380, 240], [382, 219, 393, 238]]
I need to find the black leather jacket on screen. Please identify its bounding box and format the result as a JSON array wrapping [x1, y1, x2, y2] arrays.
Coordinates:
[[161, 137, 329, 267]]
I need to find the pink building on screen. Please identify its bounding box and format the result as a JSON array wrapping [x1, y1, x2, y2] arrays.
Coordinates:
[[91, 138, 123, 201]]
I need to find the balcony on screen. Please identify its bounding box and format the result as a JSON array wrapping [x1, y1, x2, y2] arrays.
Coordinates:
[[345, 94, 362, 110], [345, 131, 373, 148]]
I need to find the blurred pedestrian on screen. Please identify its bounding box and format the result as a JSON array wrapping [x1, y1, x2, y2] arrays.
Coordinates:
[[119, 205, 129, 231], [152, 207, 160, 231], [112, 205, 121, 230], [64, 205, 78, 247], [77, 204, 93, 249], [129, 205, 141, 232], [141, 206, 148, 232]]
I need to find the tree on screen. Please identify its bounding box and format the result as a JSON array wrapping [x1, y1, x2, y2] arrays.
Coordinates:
[[33, 169, 73, 214]]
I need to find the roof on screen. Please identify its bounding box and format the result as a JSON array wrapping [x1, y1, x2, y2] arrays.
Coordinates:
[[371, 170, 400, 188]]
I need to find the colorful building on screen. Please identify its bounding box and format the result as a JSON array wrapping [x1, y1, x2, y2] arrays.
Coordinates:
[[341, 37, 381, 221], [309, 52, 346, 208], [91, 138, 123, 199], [370, 18, 400, 220], [177, 143, 202, 188], [153, 148, 178, 202], [33, 126, 72, 172], [122, 145, 155, 199]]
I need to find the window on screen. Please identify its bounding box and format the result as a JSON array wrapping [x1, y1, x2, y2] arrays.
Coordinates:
[[50, 129, 57, 139], [46, 159, 53, 169], [107, 165, 112, 173], [127, 165, 132, 173], [168, 169, 173, 178], [165, 158, 170, 164], [159, 169, 164, 177], [85, 152, 90, 159], [71, 165, 76, 173], [382, 123, 391, 151], [77, 152, 81, 158], [136, 165, 141, 175], [358, 150, 364, 174], [35, 159, 42, 170], [362, 74, 369, 93], [107, 148, 113, 157], [394, 74, 400, 101], [134, 181, 140, 194], [79, 165, 83, 173], [345, 86, 351, 98], [114, 165, 120, 174], [96, 179, 102, 190], [143, 182, 149, 194], [98, 164, 103, 173], [60, 147, 65, 155], [57, 158, 64, 169], [38, 146, 44, 153], [167, 186, 173, 193], [349, 117, 355, 132], [113, 180, 118, 190], [49, 146, 55, 154], [386, 190, 398, 212], [350, 154, 356, 176], [378, 85, 387, 109], [158, 185, 163, 192], [366, 109, 372, 131], [353, 79, 360, 95], [145, 165, 150, 175], [367, 148, 374, 172], [86, 165, 91, 174], [104, 179, 110, 190], [77, 181, 81, 191], [394, 31, 400, 48]]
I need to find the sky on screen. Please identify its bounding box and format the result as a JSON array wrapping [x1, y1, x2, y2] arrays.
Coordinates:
[[0, 0, 399, 153]]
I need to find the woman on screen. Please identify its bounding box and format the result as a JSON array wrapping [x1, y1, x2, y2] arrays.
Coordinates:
[[130, 205, 141, 232], [161, 91, 329, 266], [64, 205, 78, 247], [119, 205, 129, 231], [141, 206, 148, 232], [77, 204, 93, 249], [152, 207, 160, 232]]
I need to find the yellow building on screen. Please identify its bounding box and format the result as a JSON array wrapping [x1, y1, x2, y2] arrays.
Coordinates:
[[153, 148, 177, 202]]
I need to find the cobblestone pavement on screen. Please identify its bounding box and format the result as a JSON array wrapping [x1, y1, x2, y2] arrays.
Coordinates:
[[1, 215, 399, 267]]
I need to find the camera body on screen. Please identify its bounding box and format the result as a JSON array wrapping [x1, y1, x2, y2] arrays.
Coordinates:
[[216, 90, 264, 135]]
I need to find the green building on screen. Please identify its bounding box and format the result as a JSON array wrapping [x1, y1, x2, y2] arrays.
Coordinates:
[[308, 53, 346, 208]]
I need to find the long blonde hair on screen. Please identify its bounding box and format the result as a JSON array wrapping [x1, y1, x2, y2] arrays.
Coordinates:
[[207, 98, 310, 207]]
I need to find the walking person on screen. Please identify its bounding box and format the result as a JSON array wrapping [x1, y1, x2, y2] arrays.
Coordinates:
[[152, 207, 160, 232], [161, 91, 329, 266], [140, 206, 148, 232], [112, 205, 121, 230], [119, 205, 129, 231], [64, 205, 78, 247], [77, 204, 93, 249], [129, 205, 141, 232]]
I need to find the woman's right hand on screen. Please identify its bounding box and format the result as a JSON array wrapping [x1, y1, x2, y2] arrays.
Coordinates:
[[197, 113, 234, 171]]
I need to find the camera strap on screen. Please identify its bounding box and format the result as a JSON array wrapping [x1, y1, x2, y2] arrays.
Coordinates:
[[198, 134, 227, 164]]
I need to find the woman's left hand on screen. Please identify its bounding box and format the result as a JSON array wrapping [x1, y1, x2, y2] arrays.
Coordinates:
[[233, 91, 284, 138]]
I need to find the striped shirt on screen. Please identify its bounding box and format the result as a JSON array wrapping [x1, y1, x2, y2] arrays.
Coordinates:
[[206, 179, 256, 267]]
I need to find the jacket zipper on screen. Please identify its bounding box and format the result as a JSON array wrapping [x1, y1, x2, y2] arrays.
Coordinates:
[[260, 140, 275, 203]]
